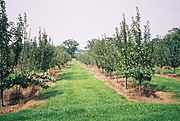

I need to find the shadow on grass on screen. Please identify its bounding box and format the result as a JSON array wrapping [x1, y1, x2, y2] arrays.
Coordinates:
[[57, 72, 73, 80], [57, 71, 89, 81], [36, 90, 64, 100], [66, 64, 73, 69]]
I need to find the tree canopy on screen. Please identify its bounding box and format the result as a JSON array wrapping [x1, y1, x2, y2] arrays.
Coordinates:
[[62, 39, 79, 58]]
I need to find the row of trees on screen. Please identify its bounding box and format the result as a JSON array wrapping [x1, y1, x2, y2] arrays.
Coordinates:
[[77, 7, 180, 91], [0, 0, 72, 106], [152, 28, 180, 73]]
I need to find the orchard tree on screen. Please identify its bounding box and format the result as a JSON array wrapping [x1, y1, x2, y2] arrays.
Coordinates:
[[86, 39, 97, 50], [11, 14, 23, 68], [89, 38, 120, 76], [40, 29, 55, 71], [143, 21, 154, 67], [118, 14, 132, 89], [164, 28, 180, 73], [77, 52, 95, 66], [103, 40, 120, 76], [130, 7, 154, 92], [0, 0, 13, 106], [35, 27, 43, 69], [152, 36, 170, 69], [36, 28, 55, 71], [28, 37, 38, 70], [19, 13, 29, 73], [91, 39, 106, 70], [0, 0, 26, 106], [62, 39, 79, 58], [51, 46, 72, 69]]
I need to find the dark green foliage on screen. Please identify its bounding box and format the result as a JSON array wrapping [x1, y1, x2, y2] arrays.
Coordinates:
[[0, 0, 12, 78], [62, 39, 79, 58], [33, 28, 55, 71], [86, 39, 97, 49], [0, 0, 17, 106], [12, 14, 23, 67], [5, 72, 49, 89], [132, 67, 155, 85], [115, 14, 134, 88], [77, 52, 95, 65], [90, 38, 120, 76], [152, 37, 170, 69], [152, 28, 180, 73], [164, 28, 180, 73], [51, 46, 72, 68], [18, 13, 29, 73]]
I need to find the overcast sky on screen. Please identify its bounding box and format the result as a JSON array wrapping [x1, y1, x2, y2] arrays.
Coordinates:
[[6, 0, 180, 48]]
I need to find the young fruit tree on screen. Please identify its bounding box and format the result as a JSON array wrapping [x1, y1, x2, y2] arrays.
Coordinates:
[[0, 1, 30, 106], [115, 14, 133, 89], [130, 7, 154, 93]]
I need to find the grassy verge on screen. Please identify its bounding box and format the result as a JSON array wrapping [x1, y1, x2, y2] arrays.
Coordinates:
[[150, 76, 180, 101], [155, 66, 180, 75], [0, 60, 180, 121]]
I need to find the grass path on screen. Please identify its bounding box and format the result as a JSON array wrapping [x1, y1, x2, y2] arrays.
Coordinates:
[[0, 60, 180, 121]]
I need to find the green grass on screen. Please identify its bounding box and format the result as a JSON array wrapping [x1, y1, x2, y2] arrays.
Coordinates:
[[150, 76, 180, 101], [0, 60, 180, 121], [155, 66, 180, 75]]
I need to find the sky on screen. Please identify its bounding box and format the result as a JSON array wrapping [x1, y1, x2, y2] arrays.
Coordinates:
[[6, 0, 180, 49]]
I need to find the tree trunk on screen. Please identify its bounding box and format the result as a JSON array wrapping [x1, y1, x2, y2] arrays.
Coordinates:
[[18, 86, 21, 104], [160, 65, 163, 71], [173, 67, 176, 74], [16, 85, 18, 94], [30, 85, 35, 97], [125, 76, 128, 89], [138, 80, 141, 96], [58, 65, 61, 70], [1, 89, 4, 107]]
